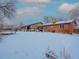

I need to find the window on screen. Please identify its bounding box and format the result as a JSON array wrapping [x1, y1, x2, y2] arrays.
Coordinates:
[[60, 23, 64, 29]]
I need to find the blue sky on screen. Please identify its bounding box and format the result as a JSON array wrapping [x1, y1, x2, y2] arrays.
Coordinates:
[[16, 0, 79, 24]]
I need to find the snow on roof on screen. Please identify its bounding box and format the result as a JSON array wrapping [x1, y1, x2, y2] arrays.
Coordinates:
[[43, 20, 74, 26]]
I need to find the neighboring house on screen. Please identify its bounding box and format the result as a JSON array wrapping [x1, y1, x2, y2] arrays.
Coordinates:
[[19, 25, 27, 32], [0, 24, 17, 31], [0, 24, 4, 32], [0, 24, 18, 35], [19, 22, 43, 32], [29, 22, 43, 31], [41, 20, 75, 34]]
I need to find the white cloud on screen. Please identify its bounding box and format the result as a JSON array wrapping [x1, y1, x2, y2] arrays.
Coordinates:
[[59, 3, 74, 13], [58, 3, 79, 13], [18, 0, 51, 4], [16, 0, 52, 19], [16, 7, 43, 19]]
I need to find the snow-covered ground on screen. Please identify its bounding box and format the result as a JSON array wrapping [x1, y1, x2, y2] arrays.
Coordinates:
[[0, 32, 79, 59]]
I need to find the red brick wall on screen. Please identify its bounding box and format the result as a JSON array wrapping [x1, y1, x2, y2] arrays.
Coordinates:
[[43, 23, 74, 33]]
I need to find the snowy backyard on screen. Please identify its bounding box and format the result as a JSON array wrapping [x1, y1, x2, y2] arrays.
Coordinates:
[[0, 32, 79, 59]]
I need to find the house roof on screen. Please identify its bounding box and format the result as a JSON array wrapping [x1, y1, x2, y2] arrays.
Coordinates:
[[19, 22, 43, 28], [28, 22, 43, 26], [24, 22, 43, 27], [42, 20, 74, 26]]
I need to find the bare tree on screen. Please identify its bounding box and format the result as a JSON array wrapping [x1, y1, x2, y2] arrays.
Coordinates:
[[0, 0, 16, 35], [44, 16, 52, 23], [44, 16, 49, 23], [60, 48, 72, 59], [68, 6, 79, 20], [45, 49, 57, 59], [68, 6, 79, 27], [0, 1, 16, 19]]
